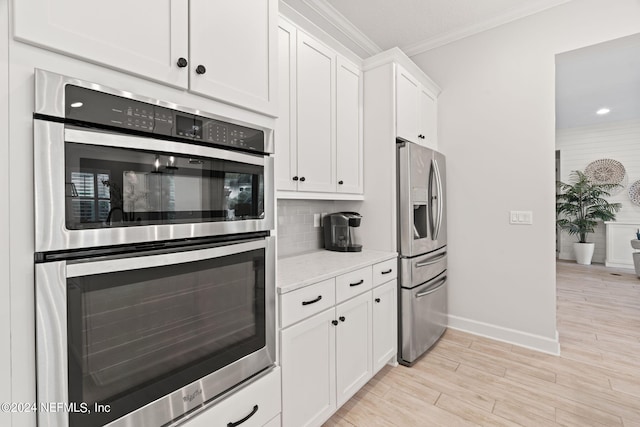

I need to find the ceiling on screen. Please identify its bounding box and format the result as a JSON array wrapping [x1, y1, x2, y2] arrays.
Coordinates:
[[281, 0, 640, 129], [282, 0, 571, 57], [556, 33, 640, 129]]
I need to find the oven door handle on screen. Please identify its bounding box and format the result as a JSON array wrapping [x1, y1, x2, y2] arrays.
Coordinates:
[[67, 239, 266, 278], [64, 127, 266, 167]]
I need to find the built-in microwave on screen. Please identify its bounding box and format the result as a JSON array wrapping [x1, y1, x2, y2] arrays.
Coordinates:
[[33, 69, 274, 253]]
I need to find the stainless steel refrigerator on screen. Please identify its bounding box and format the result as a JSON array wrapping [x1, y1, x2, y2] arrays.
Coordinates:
[[397, 141, 448, 366]]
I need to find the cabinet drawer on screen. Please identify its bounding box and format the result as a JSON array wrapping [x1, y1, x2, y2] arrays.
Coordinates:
[[280, 279, 336, 328], [336, 266, 372, 303], [180, 368, 281, 427], [372, 258, 397, 287]]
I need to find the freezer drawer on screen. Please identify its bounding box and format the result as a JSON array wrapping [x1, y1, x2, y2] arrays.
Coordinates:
[[399, 270, 447, 366], [399, 246, 447, 289]]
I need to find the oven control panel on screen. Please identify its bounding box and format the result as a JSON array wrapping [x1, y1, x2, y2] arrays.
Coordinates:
[[64, 85, 265, 153]]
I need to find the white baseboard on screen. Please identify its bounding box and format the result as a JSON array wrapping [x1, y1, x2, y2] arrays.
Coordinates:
[[448, 315, 561, 355], [605, 261, 634, 269]]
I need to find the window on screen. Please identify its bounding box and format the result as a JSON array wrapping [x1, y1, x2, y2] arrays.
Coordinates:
[[70, 171, 111, 223]]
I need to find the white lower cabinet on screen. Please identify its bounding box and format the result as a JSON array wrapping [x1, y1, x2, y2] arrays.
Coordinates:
[[279, 257, 397, 427], [372, 279, 397, 372], [335, 292, 372, 406], [263, 414, 282, 427], [180, 367, 281, 427], [281, 308, 336, 427]]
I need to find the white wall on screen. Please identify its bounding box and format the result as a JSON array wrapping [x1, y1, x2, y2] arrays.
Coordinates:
[[0, 0, 11, 425], [557, 119, 640, 263], [411, 0, 640, 354]]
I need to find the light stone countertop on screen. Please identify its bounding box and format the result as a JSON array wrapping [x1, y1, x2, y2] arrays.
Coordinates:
[[277, 249, 397, 294]]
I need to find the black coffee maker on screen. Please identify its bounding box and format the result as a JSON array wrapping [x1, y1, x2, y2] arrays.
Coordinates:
[[323, 212, 362, 252]]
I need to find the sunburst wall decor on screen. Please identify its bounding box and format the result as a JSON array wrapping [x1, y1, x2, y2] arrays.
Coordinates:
[[584, 158, 626, 195]]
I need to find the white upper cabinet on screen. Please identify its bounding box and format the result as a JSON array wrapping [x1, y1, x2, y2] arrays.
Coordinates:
[[14, 0, 189, 88], [276, 19, 363, 198], [190, 0, 278, 116], [419, 86, 438, 149], [295, 32, 336, 193], [396, 67, 420, 144], [336, 57, 363, 195], [276, 19, 297, 191], [396, 64, 438, 149], [14, 0, 278, 116]]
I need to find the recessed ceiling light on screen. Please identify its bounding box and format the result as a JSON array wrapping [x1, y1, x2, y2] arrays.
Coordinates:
[[596, 108, 610, 115], [70, 102, 83, 108]]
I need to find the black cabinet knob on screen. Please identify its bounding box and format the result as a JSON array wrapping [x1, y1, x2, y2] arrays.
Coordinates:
[[292, 176, 299, 181], [375, 298, 381, 303], [177, 57, 188, 68], [331, 320, 338, 326], [196, 65, 207, 75], [339, 316, 345, 322], [299, 177, 306, 182], [338, 180, 344, 185]]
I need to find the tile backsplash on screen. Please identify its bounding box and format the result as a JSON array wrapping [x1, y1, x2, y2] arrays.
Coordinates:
[[277, 199, 362, 258]]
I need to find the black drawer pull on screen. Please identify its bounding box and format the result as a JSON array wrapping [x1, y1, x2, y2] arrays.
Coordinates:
[[349, 279, 364, 287], [332, 320, 339, 326], [381, 269, 393, 275], [339, 316, 346, 322], [196, 64, 207, 75], [375, 298, 381, 303], [299, 176, 306, 182], [292, 176, 299, 181], [227, 405, 258, 427], [302, 295, 322, 306]]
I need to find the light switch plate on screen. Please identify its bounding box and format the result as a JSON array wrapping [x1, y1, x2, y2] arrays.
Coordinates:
[[510, 210, 533, 225], [313, 213, 321, 227]]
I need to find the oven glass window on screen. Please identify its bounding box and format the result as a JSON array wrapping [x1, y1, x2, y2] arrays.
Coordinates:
[[66, 248, 266, 427], [65, 142, 265, 229]]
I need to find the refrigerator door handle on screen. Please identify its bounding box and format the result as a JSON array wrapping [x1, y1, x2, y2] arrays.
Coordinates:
[[432, 158, 444, 240], [415, 252, 447, 267], [415, 276, 447, 298]]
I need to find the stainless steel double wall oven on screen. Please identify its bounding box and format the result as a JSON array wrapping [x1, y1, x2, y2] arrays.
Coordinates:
[[33, 70, 275, 427]]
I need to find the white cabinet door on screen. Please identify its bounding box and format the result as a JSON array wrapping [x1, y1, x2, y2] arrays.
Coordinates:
[[189, 0, 278, 116], [14, 0, 189, 88], [372, 280, 397, 372], [396, 66, 419, 144], [419, 87, 438, 149], [281, 308, 336, 427], [335, 292, 372, 407], [296, 33, 336, 193], [336, 57, 363, 195], [276, 20, 298, 191]]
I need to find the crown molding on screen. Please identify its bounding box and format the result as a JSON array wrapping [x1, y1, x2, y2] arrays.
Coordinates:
[[299, 0, 383, 57], [403, 0, 572, 57], [363, 47, 441, 95]]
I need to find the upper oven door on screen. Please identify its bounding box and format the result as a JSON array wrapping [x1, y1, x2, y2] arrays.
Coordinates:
[[34, 120, 274, 252]]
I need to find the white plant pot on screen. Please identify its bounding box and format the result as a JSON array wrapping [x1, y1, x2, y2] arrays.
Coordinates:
[[573, 242, 595, 265]]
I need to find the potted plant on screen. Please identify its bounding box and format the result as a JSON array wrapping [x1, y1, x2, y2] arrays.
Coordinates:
[[556, 170, 621, 265]]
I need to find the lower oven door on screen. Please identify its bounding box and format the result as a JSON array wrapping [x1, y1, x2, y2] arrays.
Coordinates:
[[35, 237, 275, 427]]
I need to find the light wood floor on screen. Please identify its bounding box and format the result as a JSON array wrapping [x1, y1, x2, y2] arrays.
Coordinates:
[[324, 261, 640, 426]]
